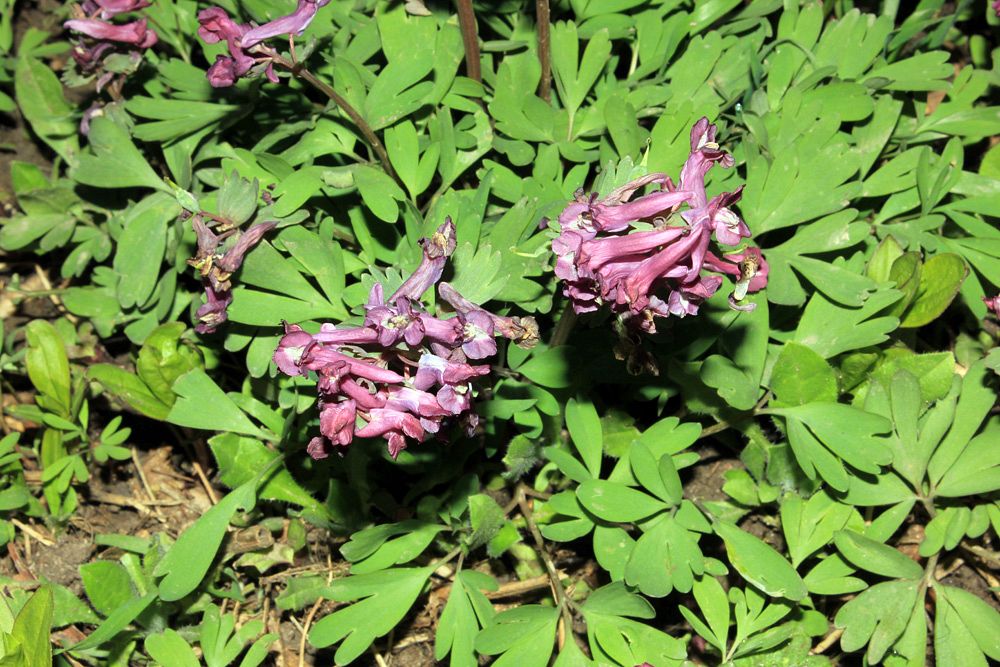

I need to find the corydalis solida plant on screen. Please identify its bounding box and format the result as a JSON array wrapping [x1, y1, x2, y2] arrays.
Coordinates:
[[274, 221, 539, 459], [553, 117, 768, 334]]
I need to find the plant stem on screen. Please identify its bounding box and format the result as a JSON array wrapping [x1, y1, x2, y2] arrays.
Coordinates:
[[536, 0, 551, 102], [455, 0, 481, 83], [516, 483, 575, 644], [549, 302, 577, 348], [272, 54, 400, 186]]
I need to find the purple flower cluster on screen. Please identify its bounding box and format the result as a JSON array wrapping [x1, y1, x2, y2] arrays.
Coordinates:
[[196, 0, 329, 87], [187, 215, 276, 334], [274, 220, 539, 460], [553, 117, 768, 333], [65, 0, 157, 89]]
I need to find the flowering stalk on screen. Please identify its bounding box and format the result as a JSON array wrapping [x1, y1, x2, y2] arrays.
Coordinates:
[[195, 2, 398, 184], [536, 0, 551, 102], [274, 220, 539, 460], [455, 0, 481, 83], [552, 117, 768, 334], [187, 214, 276, 334]]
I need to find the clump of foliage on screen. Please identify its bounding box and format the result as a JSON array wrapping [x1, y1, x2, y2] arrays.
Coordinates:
[[1, 0, 1000, 665]]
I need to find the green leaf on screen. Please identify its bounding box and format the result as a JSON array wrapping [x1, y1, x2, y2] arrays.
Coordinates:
[[769, 342, 838, 407], [518, 346, 573, 388], [73, 117, 168, 192], [14, 56, 78, 164], [781, 491, 857, 567], [935, 425, 1000, 498], [928, 360, 994, 486], [867, 235, 906, 283], [475, 605, 559, 667], [681, 575, 730, 653], [793, 288, 901, 358], [937, 584, 1000, 661], [714, 520, 807, 601], [0, 213, 73, 251], [899, 253, 967, 328], [167, 370, 266, 438], [577, 480, 667, 523], [88, 364, 171, 420], [803, 554, 866, 596], [435, 570, 497, 666], [565, 398, 603, 478], [468, 494, 506, 551], [771, 402, 892, 488], [79, 561, 135, 617], [275, 227, 347, 312], [9, 587, 53, 667], [113, 193, 178, 309], [136, 322, 204, 406], [935, 584, 991, 667], [701, 295, 769, 410], [447, 242, 507, 304], [276, 576, 336, 612], [582, 583, 687, 665], [25, 319, 71, 416], [49, 581, 100, 628], [145, 629, 199, 667], [833, 530, 923, 580], [309, 567, 434, 665], [624, 516, 704, 598], [128, 96, 245, 143], [550, 22, 611, 125], [153, 481, 257, 601], [208, 434, 322, 512], [63, 592, 157, 653], [629, 442, 682, 507], [354, 165, 405, 223], [836, 580, 920, 664]]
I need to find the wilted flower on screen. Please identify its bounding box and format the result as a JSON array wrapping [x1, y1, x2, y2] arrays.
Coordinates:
[[552, 117, 767, 334], [64, 1, 157, 89], [195, 0, 330, 87], [187, 214, 276, 334], [274, 219, 539, 460]]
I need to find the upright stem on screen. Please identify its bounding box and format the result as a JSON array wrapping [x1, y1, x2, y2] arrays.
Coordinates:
[[549, 302, 577, 348], [516, 484, 575, 646], [455, 0, 481, 83], [536, 0, 551, 102], [274, 55, 400, 185]]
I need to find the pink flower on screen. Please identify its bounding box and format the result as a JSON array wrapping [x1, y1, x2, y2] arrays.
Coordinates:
[[984, 295, 1000, 317], [274, 220, 537, 459], [319, 399, 356, 447], [64, 18, 157, 47], [241, 0, 331, 48], [551, 117, 767, 333], [196, 0, 331, 87], [188, 216, 275, 334], [63, 19, 157, 49]]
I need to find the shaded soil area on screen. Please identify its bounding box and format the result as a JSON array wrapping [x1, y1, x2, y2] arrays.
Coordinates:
[[0, 0, 62, 209]]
